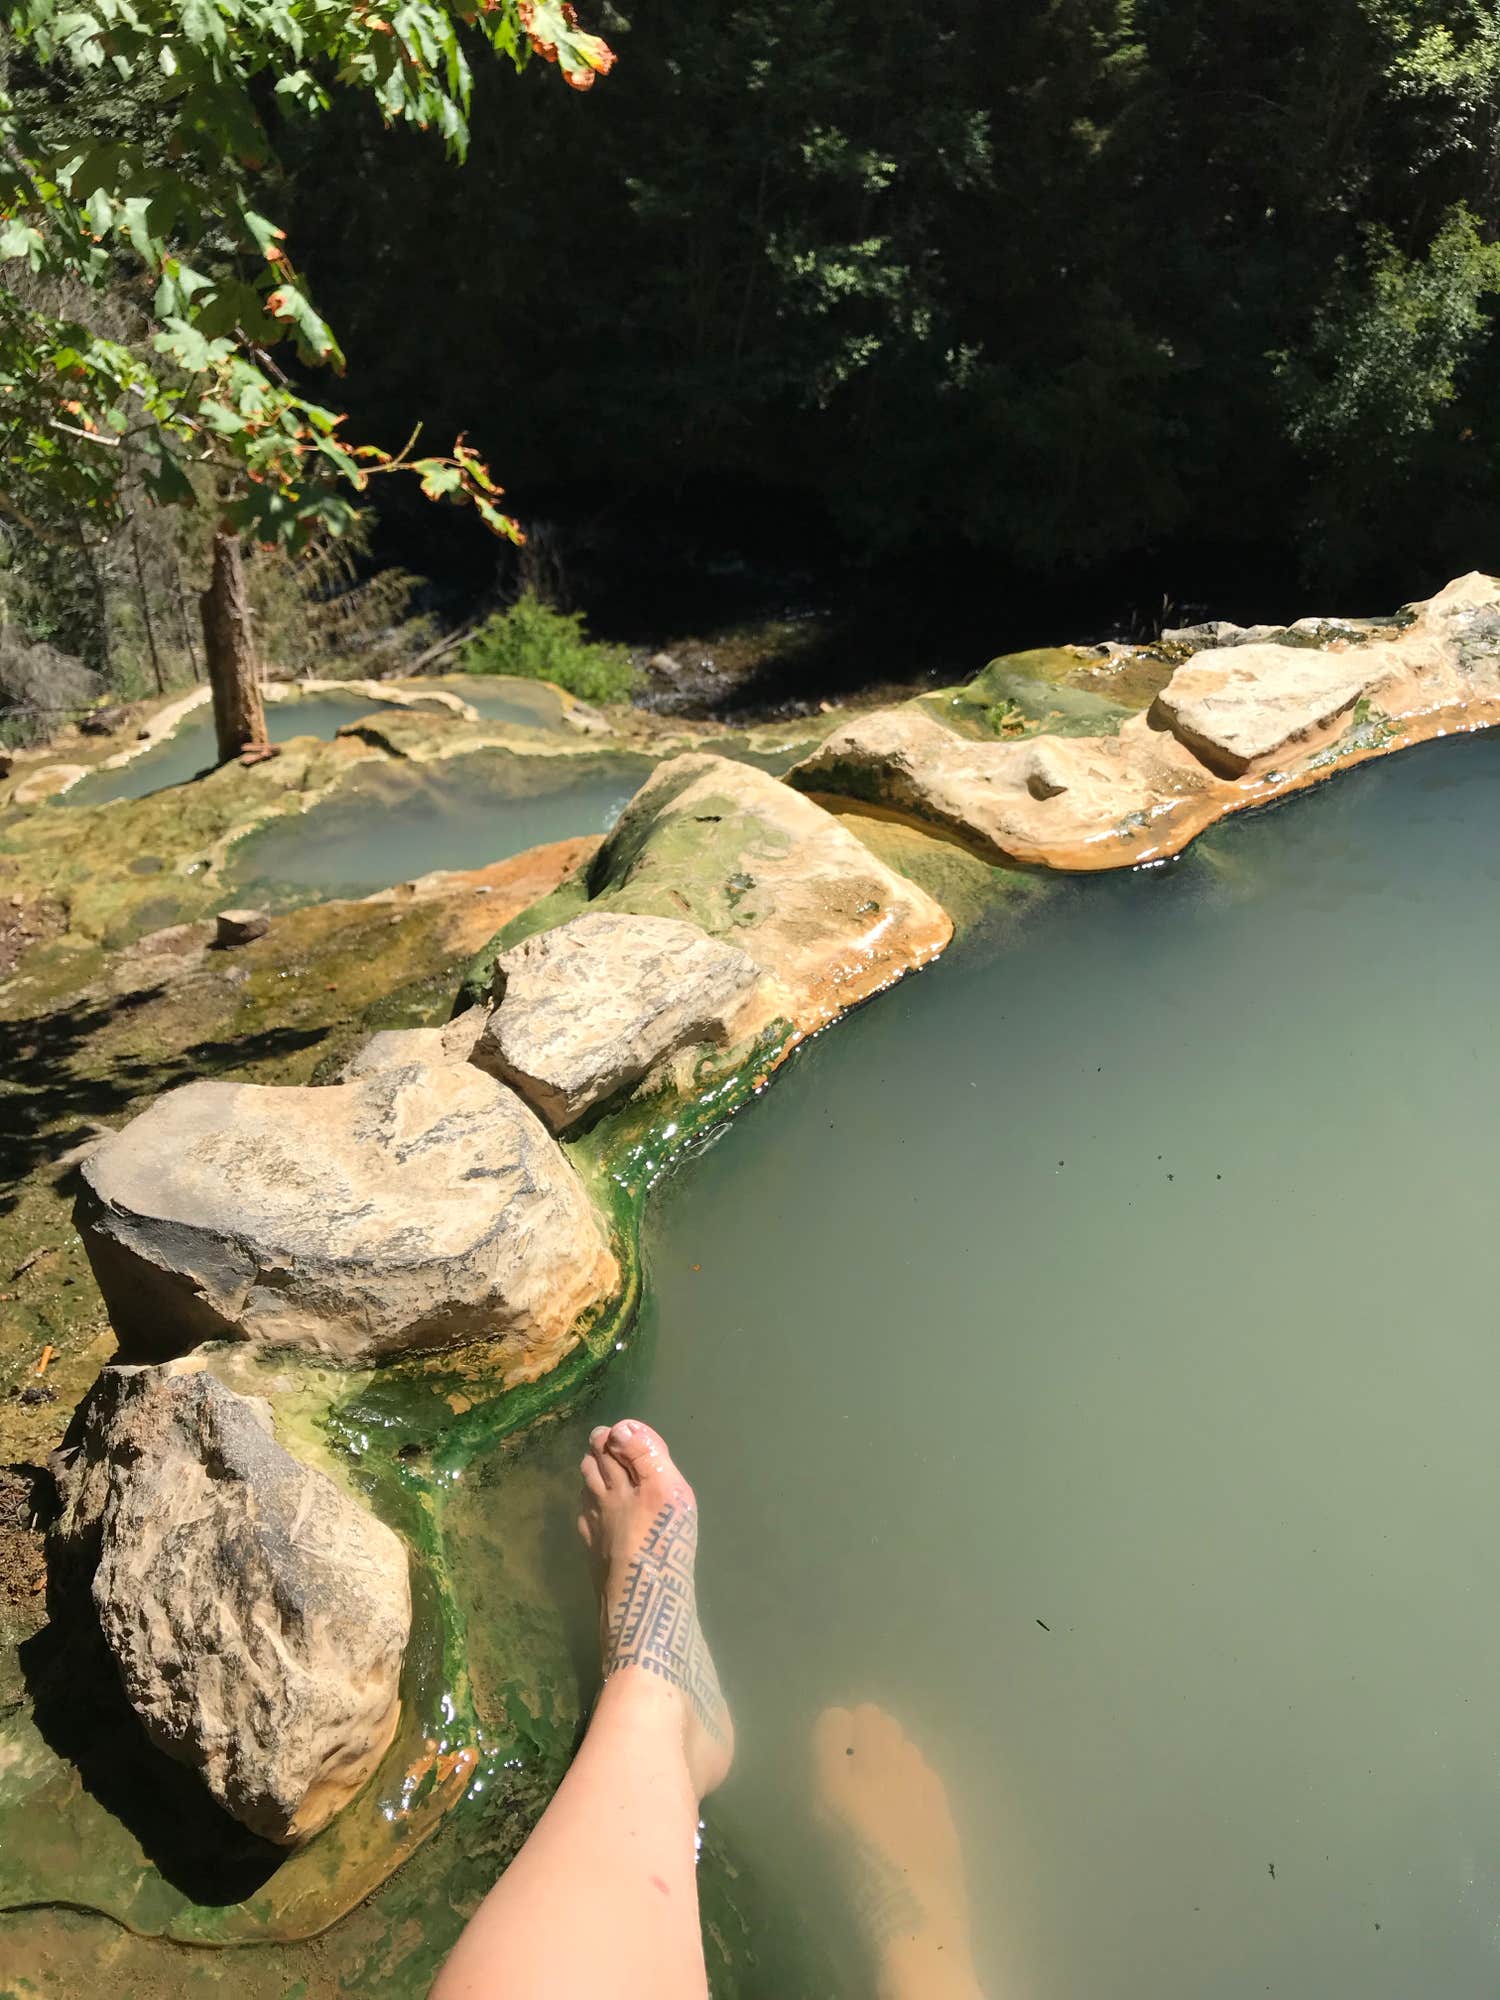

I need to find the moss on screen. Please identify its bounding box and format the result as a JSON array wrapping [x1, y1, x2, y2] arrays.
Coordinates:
[[924, 652, 1136, 743]]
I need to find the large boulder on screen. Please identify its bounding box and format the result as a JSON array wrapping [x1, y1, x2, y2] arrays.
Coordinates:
[[578, 753, 952, 1031], [790, 706, 1216, 870], [48, 1357, 411, 1844], [1148, 641, 1403, 777], [77, 1060, 618, 1369], [471, 910, 765, 1132]]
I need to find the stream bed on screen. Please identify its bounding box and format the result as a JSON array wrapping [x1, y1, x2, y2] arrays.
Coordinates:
[[487, 729, 1500, 1998]]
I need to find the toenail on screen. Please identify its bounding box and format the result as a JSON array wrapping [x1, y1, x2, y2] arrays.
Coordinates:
[[614, 1420, 635, 1438]]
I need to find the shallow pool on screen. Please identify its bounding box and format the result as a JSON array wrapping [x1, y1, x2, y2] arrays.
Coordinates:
[[65, 694, 377, 805], [494, 729, 1500, 1997], [224, 749, 652, 907], [63, 677, 567, 808]]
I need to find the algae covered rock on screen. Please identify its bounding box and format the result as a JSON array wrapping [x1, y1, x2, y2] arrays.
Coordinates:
[[472, 910, 765, 1132], [77, 1060, 618, 1367], [48, 1357, 411, 1844], [579, 752, 951, 1030]]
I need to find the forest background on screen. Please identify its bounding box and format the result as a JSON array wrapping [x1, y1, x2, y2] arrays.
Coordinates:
[[7, 0, 1500, 732]]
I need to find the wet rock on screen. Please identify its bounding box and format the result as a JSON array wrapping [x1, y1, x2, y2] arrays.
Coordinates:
[[582, 753, 952, 1031], [214, 908, 270, 948], [472, 911, 765, 1132], [48, 1357, 411, 1843], [1150, 642, 1397, 776], [77, 1061, 618, 1368]]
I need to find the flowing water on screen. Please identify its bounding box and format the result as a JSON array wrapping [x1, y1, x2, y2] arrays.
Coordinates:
[[480, 730, 1500, 1998]]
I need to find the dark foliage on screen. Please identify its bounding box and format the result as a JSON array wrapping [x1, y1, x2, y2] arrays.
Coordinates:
[[281, 0, 1500, 629]]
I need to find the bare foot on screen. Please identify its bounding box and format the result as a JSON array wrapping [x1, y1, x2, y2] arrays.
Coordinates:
[[815, 1704, 986, 2000], [578, 1418, 734, 1799]]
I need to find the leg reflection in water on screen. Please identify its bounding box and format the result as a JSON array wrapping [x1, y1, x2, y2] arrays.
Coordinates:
[[431, 1419, 731, 2000], [815, 1703, 989, 2000]]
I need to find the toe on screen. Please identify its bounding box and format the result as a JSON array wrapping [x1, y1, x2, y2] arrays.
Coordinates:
[[576, 1508, 596, 1552], [604, 1418, 671, 1487], [587, 1427, 616, 1488], [580, 1452, 608, 1501]]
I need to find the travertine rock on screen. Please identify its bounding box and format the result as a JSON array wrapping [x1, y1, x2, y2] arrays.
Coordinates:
[[789, 573, 1500, 868], [78, 1060, 617, 1367], [49, 1357, 411, 1844], [337, 1012, 483, 1080], [1149, 642, 1399, 776], [790, 705, 1214, 868], [472, 910, 764, 1131], [582, 753, 952, 1030]]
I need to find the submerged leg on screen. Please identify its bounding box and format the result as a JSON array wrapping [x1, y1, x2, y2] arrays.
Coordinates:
[[431, 1419, 732, 2000], [815, 1703, 989, 2000]]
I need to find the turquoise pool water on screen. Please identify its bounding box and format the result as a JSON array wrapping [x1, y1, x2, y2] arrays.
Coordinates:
[[64, 676, 567, 808], [224, 749, 653, 907], [66, 695, 378, 806], [498, 729, 1500, 1998]]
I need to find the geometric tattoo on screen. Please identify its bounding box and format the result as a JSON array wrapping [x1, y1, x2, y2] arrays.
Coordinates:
[[604, 1501, 727, 1742]]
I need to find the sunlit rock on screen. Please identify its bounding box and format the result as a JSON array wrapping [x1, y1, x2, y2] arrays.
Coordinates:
[[790, 706, 1213, 869], [77, 1060, 618, 1367], [1149, 643, 1399, 776], [471, 910, 765, 1132], [48, 1357, 411, 1844], [337, 1013, 483, 1080], [790, 572, 1500, 868], [577, 752, 952, 1030]]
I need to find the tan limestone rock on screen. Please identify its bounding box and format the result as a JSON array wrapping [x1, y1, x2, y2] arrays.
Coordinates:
[[583, 752, 952, 1030], [78, 1061, 618, 1367], [472, 910, 765, 1132], [49, 1357, 411, 1844]]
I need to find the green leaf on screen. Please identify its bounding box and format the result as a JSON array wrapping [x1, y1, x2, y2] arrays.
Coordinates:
[[264, 283, 347, 371]]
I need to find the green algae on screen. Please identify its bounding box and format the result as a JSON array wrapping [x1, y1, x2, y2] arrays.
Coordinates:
[[921, 650, 1136, 742]]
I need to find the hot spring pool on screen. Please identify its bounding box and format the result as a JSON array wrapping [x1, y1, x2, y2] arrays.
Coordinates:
[[12, 729, 1500, 1997], [220, 749, 653, 906], [63, 676, 568, 808], [490, 727, 1500, 1998]]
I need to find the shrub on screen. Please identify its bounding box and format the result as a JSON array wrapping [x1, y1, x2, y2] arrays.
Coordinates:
[[459, 592, 638, 704]]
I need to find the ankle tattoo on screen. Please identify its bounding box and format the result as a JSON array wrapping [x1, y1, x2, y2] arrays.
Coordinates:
[[605, 1501, 726, 1740]]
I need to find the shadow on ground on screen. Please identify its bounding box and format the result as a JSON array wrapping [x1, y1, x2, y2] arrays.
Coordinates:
[[0, 983, 328, 1215]]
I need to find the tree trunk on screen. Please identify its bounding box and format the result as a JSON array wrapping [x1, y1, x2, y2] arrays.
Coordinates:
[[131, 517, 165, 695], [200, 528, 266, 762]]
